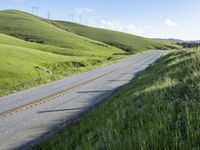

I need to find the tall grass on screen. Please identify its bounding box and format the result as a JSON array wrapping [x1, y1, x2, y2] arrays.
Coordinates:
[[36, 49, 200, 150]]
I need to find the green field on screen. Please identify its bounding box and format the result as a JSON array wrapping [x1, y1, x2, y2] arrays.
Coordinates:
[[52, 21, 178, 53], [0, 10, 176, 96], [36, 49, 200, 150]]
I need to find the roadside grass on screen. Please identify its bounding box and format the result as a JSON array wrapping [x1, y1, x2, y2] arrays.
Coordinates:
[[35, 49, 200, 150], [52, 21, 178, 53]]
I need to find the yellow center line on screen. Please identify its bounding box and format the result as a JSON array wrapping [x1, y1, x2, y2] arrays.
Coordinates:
[[0, 52, 159, 118], [0, 69, 119, 118]]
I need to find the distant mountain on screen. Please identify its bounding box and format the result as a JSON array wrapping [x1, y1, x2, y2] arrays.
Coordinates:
[[153, 38, 184, 43], [187, 40, 200, 43], [153, 38, 200, 43]]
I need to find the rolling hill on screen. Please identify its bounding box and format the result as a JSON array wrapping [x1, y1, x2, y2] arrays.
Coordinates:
[[0, 10, 124, 96], [0, 10, 177, 96], [0, 10, 122, 56], [0, 33, 117, 95], [52, 21, 177, 52]]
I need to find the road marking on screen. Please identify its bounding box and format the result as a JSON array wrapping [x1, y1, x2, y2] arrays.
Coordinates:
[[0, 69, 119, 118], [0, 52, 161, 118]]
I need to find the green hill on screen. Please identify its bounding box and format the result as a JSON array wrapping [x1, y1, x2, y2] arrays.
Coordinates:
[[0, 33, 93, 56], [0, 10, 177, 96], [52, 21, 177, 53], [0, 43, 80, 91], [0, 10, 125, 96], [0, 10, 122, 56], [0, 33, 122, 96]]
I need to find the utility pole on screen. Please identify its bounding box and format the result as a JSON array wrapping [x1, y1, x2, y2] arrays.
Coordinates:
[[30, 6, 39, 15], [35, 6, 39, 15], [31, 7, 35, 14], [47, 12, 51, 23]]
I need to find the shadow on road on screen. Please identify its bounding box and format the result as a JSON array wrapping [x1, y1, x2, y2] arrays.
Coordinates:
[[78, 90, 111, 94], [15, 85, 126, 150], [108, 79, 131, 82], [38, 108, 83, 113]]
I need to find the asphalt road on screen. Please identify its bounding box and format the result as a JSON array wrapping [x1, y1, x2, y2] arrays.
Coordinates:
[[0, 50, 166, 150]]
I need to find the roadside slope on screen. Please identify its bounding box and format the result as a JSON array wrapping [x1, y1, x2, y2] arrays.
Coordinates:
[[36, 49, 200, 150]]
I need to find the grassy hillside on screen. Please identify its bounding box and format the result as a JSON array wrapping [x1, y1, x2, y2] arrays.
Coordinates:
[[0, 42, 117, 96], [0, 10, 122, 56], [0, 10, 126, 96], [0, 33, 95, 56], [52, 21, 177, 53], [36, 49, 200, 150], [0, 10, 178, 96], [0, 33, 115, 56]]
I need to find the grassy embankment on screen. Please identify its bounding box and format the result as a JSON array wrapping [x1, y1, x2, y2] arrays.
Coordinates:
[[36, 49, 200, 150]]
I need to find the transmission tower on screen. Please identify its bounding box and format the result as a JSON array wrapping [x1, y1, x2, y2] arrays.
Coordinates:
[[30, 7, 35, 14], [30, 6, 39, 15], [35, 7, 39, 15]]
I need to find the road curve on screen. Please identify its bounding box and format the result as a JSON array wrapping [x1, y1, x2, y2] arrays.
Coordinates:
[[0, 50, 166, 150]]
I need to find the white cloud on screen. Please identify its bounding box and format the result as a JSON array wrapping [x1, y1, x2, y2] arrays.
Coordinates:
[[75, 7, 93, 14], [9, 0, 25, 2], [100, 19, 140, 34], [165, 18, 179, 27]]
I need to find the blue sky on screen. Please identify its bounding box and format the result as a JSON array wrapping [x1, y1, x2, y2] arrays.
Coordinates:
[[0, 0, 199, 40]]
